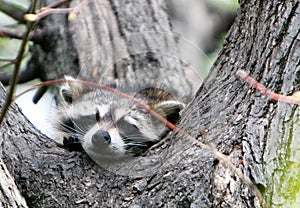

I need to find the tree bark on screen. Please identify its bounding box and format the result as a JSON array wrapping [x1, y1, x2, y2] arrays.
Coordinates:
[[0, 0, 299, 207], [0, 156, 28, 207]]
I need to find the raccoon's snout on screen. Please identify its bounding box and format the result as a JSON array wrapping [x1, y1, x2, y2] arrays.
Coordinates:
[[92, 130, 111, 145]]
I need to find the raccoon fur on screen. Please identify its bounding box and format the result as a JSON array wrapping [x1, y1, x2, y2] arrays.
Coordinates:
[[53, 76, 185, 163]]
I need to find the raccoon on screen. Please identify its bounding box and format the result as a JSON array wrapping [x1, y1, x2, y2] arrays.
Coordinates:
[[53, 76, 185, 163]]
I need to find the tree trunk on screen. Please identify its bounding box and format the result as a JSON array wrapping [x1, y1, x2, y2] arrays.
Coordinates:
[[0, 0, 299, 207], [0, 156, 28, 207]]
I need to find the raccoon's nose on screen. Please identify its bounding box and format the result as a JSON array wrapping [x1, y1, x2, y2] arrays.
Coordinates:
[[92, 130, 111, 144]]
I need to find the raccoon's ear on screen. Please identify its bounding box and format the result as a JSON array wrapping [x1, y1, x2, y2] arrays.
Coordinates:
[[60, 76, 84, 104], [60, 76, 74, 103], [153, 100, 185, 124]]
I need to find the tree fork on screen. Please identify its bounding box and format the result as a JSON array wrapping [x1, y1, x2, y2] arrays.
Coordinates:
[[0, 0, 299, 207]]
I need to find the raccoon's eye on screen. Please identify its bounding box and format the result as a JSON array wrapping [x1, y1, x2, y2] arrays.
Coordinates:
[[95, 109, 100, 122], [60, 88, 72, 103], [132, 124, 139, 130], [116, 117, 141, 136]]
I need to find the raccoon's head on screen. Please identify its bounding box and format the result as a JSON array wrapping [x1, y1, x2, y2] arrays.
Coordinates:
[[54, 77, 185, 163]]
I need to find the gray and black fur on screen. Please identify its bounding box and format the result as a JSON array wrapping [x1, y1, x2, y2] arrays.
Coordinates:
[[53, 76, 185, 163]]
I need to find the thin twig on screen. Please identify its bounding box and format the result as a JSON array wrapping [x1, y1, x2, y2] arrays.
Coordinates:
[[0, 2, 75, 40], [0, 26, 26, 40], [0, 0, 38, 125], [0, 26, 47, 43], [236, 69, 300, 105], [0, 58, 16, 63], [24, 0, 88, 23], [24, 8, 75, 22]]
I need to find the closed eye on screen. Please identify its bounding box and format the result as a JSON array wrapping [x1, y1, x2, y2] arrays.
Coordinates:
[[96, 108, 100, 122], [132, 124, 139, 130], [116, 117, 141, 137]]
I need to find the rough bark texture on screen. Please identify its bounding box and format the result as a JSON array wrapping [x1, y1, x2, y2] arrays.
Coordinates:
[[0, 0, 299, 207], [196, 1, 299, 206], [68, 0, 194, 100], [0, 157, 28, 208]]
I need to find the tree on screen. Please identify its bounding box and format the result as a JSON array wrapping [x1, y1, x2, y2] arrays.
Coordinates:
[[0, 0, 299, 207]]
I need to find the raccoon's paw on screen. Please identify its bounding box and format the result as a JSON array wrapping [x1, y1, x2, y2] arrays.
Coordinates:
[[63, 135, 84, 152]]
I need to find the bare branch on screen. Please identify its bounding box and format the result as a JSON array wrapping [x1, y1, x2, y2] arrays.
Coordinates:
[[0, 67, 41, 86], [0, 0, 38, 125], [0, 26, 48, 43], [0, 58, 15, 63], [0, 0, 27, 23], [24, 7, 75, 22], [0, 26, 25, 40], [236, 69, 300, 105]]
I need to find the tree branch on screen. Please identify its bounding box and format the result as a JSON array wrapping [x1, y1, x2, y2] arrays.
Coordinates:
[[0, 26, 52, 44], [0, 0, 27, 23], [0, 0, 38, 125], [0, 26, 25, 40], [0, 157, 28, 207]]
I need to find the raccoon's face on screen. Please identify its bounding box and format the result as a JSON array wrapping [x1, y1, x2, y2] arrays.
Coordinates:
[[55, 77, 185, 162]]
